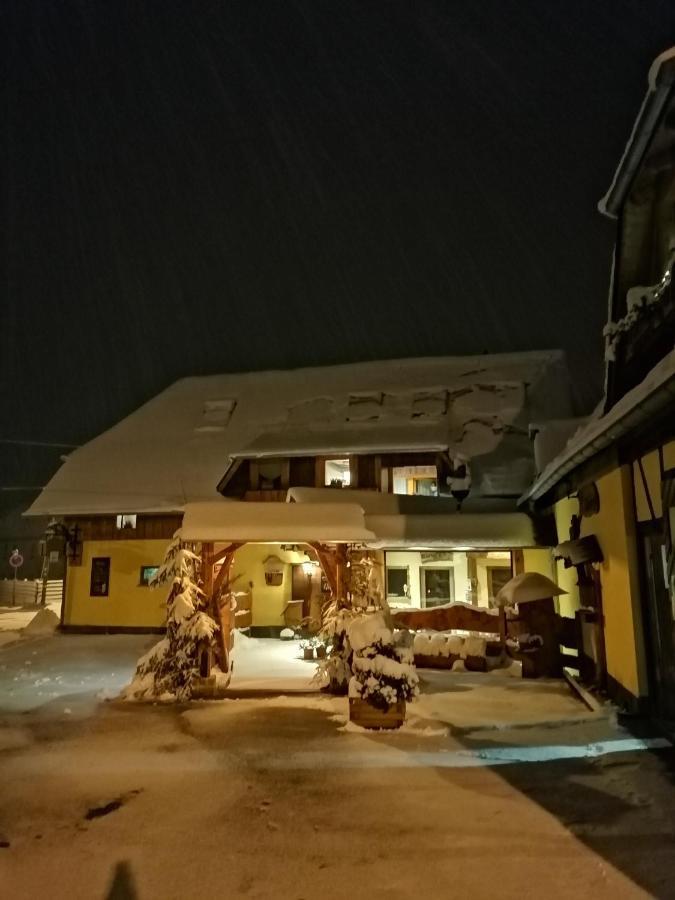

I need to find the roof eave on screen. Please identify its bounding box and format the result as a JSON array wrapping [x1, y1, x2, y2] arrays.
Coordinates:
[[598, 53, 675, 219], [521, 370, 675, 505]]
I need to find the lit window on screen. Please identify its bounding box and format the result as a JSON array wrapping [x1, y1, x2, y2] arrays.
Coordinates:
[[392, 465, 437, 495], [421, 567, 454, 607], [139, 565, 159, 587], [116, 514, 137, 530], [325, 458, 350, 487], [90, 557, 110, 597]]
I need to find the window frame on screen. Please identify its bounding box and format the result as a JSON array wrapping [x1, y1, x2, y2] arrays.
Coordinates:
[[324, 457, 351, 487], [385, 566, 411, 602], [139, 565, 160, 587], [420, 566, 455, 607], [115, 514, 137, 531], [90, 557, 111, 597]]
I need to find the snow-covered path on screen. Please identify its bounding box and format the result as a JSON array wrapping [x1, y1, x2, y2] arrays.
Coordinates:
[[0, 634, 151, 715]]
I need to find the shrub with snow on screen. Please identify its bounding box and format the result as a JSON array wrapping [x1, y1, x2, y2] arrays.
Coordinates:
[[122, 535, 218, 702], [347, 612, 419, 711], [315, 600, 357, 692]]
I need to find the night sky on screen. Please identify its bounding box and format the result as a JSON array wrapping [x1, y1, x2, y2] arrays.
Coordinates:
[[3, 1, 675, 508]]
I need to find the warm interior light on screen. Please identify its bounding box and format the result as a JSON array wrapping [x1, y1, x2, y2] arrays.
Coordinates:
[[302, 561, 315, 576]]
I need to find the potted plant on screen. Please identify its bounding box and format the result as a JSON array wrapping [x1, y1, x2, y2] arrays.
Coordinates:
[[347, 612, 419, 730], [300, 638, 316, 661], [315, 640, 327, 660]]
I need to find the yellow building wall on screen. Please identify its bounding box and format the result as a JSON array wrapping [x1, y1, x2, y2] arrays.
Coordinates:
[[579, 466, 647, 699], [553, 497, 582, 618], [65, 539, 168, 628], [230, 544, 307, 627], [522, 548, 555, 580], [633, 440, 675, 522]]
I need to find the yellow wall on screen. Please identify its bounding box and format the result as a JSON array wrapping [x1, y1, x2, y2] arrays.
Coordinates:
[[522, 548, 555, 581], [633, 440, 675, 522], [580, 467, 647, 698], [230, 544, 308, 627], [65, 539, 168, 628]]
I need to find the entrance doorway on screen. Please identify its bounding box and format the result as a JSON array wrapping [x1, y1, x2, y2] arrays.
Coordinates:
[[291, 564, 313, 619]]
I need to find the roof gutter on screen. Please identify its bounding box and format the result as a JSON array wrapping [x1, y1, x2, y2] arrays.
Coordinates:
[[599, 54, 675, 218], [521, 371, 675, 505]]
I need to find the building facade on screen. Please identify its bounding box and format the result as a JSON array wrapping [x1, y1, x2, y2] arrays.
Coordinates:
[[27, 351, 569, 635]]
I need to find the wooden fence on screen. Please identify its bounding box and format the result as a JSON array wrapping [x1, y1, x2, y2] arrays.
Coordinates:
[[0, 579, 63, 607]]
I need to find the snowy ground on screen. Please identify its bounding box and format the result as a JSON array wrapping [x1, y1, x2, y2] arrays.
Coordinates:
[[227, 634, 319, 693], [0, 633, 151, 716], [0, 600, 61, 648], [1, 691, 674, 898], [1, 633, 675, 897]]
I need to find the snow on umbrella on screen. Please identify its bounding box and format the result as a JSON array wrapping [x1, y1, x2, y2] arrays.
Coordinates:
[[495, 572, 565, 607]]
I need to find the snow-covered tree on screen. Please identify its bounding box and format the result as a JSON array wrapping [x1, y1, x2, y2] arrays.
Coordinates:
[[348, 612, 419, 711], [316, 550, 385, 693], [122, 534, 218, 701]]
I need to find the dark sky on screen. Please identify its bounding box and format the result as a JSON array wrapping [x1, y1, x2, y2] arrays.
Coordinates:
[[3, 1, 675, 502]]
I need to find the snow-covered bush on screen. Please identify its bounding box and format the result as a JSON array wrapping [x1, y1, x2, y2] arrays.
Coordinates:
[[315, 598, 357, 692], [347, 612, 419, 711], [122, 534, 218, 702]]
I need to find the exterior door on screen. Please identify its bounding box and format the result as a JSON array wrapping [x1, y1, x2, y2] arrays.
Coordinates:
[[291, 565, 313, 619], [641, 527, 675, 720]]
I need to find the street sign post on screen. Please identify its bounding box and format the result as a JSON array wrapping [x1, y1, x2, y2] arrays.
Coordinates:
[[9, 549, 24, 607]]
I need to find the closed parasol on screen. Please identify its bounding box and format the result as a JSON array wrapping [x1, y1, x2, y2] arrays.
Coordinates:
[[495, 572, 566, 607]]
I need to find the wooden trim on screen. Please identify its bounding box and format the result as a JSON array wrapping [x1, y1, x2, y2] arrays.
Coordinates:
[[374, 455, 382, 492], [637, 455, 658, 522], [61, 624, 166, 635], [349, 456, 358, 488], [64, 514, 182, 542], [249, 461, 260, 491], [281, 459, 290, 490], [315, 457, 325, 488]]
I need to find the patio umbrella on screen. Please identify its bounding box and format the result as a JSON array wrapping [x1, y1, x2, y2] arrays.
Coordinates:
[[495, 572, 566, 607]]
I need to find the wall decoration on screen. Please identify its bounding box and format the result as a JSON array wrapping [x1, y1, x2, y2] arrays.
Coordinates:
[[263, 554, 285, 587]]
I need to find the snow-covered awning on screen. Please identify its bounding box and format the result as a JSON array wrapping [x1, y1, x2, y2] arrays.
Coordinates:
[[364, 513, 536, 549], [180, 500, 537, 549], [181, 501, 375, 543]]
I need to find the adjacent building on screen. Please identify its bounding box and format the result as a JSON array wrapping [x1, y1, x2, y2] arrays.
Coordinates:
[[522, 48, 675, 720]]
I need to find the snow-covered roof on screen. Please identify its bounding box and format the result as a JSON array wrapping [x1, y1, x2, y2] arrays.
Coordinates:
[[599, 46, 675, 218], [27, 351, 570, 516], [522, 345, 675, 504], [180, 500, 537, 548]]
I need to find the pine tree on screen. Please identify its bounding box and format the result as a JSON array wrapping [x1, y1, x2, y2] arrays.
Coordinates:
[[123, 535, 219, 701]]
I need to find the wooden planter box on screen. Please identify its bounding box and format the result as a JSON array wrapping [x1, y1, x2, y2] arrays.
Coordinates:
[[414, 653, 459, 669], [349, 698, 406, 730]]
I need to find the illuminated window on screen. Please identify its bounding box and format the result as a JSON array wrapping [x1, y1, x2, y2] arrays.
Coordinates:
[[139, 565, 159, 587], [116, 514, 137, 530], [392, 465, 437, 496], [90, 558, 110, 597], [325, 458, 350, 487]]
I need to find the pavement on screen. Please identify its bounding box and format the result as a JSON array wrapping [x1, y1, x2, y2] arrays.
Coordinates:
[[1, 634, 675, 898]]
